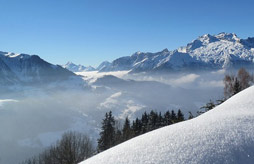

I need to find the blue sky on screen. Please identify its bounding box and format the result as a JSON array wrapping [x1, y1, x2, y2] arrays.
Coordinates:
[[0, 0, 254, 67]]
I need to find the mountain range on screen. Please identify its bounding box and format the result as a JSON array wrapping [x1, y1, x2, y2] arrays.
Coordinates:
[[95, 32, 254, 73], [1, 32, 253, 86], [2, 32, 251, 80]]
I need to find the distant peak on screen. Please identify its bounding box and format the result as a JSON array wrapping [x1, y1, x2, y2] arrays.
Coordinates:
[[66, 61, 75, 65], [101, 61, 111, 64], [134, 51, 142, 55], [162, 48, 169, 53]]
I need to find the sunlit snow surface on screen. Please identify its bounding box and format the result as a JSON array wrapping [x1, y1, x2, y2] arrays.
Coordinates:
[[81, 86, 254, 164]]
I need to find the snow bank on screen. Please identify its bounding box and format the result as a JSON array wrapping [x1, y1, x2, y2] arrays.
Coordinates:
[[81, 86, 254, 164]]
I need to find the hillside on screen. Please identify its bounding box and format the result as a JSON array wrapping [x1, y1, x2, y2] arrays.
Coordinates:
[[0, 51, 75, 85], [81, 86, 254, 164]]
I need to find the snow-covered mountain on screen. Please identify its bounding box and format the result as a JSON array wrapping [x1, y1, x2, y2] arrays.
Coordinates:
[[96, 61, 112, 72], [63, 62, 96, 72], [81, 85, 254, 164], [98, 33, 254, 73], [0, 51, 75, 85]]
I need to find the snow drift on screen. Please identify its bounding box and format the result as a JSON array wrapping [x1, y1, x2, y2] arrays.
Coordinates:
[[81, 86, 254, 164]]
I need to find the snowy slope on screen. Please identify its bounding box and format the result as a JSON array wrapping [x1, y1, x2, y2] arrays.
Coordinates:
[[62, 62, 95, 72], [98, 33, 254, 72], [81, 86, 254, 164]]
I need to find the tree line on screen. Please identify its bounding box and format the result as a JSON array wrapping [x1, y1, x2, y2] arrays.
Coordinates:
[[97, 109, 185, 152]]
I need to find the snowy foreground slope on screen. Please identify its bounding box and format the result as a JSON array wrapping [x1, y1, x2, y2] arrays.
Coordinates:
[[81, 86, 254, 164]]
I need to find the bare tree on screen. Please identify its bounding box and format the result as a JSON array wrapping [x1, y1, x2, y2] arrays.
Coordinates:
[[56, 131, 94, 163], [21, 131, 94, 164], [237, 68, 251, 90], [224, 68, 253, 99], [223, 74, 235, 98]]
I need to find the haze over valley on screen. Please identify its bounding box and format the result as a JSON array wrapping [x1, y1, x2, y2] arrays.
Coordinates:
[[1, 32, 254, 163]]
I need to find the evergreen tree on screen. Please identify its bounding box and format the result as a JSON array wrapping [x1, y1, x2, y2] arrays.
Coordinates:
[[171, 110, 177, 123], [200, 100, 215, 112], [141, 112, 149, 133], [164, 111, 172, 125], [97, 112, 108, 152], [148, 110, 158, 130], [114, 119, 123, 145], [157, 112, 164, 127], [115, 129, 122, 145], [97, 111, 116, 152], [177, 109, 184, 122], [122, 117, 132, 141], [132, 118, 142, 136], [216, 99, 225, 106]]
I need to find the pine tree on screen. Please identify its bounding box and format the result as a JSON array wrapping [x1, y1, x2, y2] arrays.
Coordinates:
[[133, 118, 142, 136], [107, 111, 116, 146], [171, 110, 177, 123], [97, 112, 108, 152], [114, 119, 123, 145], [177, 109, 184, 122], [157, 112, 163, 128], [115, 129, 122, 145], [148, 110, 158, 130], [141, 112, 149, 133], [97, 111, 116, 152], [122, 117, 132, 141], [164, 110, 172, 125], [200, 100, 215, 112]]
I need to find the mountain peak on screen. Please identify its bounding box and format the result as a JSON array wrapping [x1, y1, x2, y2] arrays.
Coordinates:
[[186, 32, 241, 51], [97, 61, 112, 71], [135, 51, 142, 55], [63, 62, 95, 72], [162, 48, 169, 53], [214, 32, 240, 42], [66, 61, 75, 65], [0, 51, 31, 59]]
